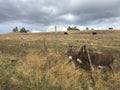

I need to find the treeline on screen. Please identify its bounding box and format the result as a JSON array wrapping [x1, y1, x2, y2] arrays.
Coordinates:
[[13, 27, 29, 33], [67, 26, 80, 31], [67, 26, 94, 31]]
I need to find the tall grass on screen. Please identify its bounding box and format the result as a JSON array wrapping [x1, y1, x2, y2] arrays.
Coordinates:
[[0, 30, 120, 90]]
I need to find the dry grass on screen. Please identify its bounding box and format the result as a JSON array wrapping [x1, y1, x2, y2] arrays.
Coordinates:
[[0, 30, 120, 90]]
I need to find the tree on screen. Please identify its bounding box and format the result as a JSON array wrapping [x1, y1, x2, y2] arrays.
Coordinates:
[[20, 27, 29, 33], [73, 26, 79, 31], [67, 26, 79, 31], [67, 26, 72, 31], [13, 27, 18, 32], [86, 27, 89, 30]]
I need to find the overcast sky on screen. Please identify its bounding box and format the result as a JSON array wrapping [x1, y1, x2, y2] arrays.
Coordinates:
[[0, 0, 120, 33]]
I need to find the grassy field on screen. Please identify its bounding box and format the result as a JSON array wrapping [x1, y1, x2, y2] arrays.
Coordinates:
[[0, 30, 120, 90]]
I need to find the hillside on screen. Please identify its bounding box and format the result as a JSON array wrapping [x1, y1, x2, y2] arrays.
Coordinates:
[[0, 30, 120, 90]]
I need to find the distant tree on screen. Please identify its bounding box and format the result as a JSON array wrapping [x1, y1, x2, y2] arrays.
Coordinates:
[[73, 26, 79, 31], [13, 27, 18, 32], [86, 27, 89, 30], [67, 26, 72, 31], [73, 26, 77, 30], [67, 26, 79, 31], [20, 27, 29, 33]]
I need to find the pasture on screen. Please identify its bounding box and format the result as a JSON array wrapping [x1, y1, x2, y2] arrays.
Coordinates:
[[0, 30, 120, 90]]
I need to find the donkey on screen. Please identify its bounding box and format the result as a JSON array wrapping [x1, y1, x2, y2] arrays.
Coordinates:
[[78, 45, 114, 72], [67, 45, 82, 67]]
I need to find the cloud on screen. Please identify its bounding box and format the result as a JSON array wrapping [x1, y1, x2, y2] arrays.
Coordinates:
[[0, 0, 120, 33]]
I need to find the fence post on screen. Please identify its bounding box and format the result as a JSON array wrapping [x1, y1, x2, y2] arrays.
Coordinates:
[[55, 26, 58, 53], [84, 40, 94, 72], [43, 37, 51, 69], [84, 40, 96, 88], [43, 37, 48, 56], [21, 37, 27, 60], [86, 46, 94, 72]]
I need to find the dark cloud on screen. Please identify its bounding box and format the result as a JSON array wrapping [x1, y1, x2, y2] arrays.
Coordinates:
[[0, 0, 120, 28]]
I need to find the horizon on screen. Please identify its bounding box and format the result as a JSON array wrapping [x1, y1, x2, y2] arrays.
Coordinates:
[[1, 25, 120, 34]]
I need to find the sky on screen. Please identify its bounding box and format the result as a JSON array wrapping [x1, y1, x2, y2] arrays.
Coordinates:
[[0, 0, 120, 34]]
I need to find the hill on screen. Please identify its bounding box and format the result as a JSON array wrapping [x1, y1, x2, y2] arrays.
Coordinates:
[[0, 30, 120, 90]]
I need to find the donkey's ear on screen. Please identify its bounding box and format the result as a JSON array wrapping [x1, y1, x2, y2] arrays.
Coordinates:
[[80, 45, 85, 52], [83, 45, 86, 48], [68, 45, 73, 48], [82, 45, 87, 52], [68, 45, 73, 47]]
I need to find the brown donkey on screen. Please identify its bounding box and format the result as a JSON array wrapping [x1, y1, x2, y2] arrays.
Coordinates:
[[67, 45, 82, 67], [78, 45, 114, 72]]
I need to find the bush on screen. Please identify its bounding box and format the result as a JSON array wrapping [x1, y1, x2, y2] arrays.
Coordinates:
[[67, 26, 80, 31], [13, 27, 18, 32], [20, 27, 29, 33]]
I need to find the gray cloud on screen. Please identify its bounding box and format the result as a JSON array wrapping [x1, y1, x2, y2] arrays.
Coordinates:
[[0, 0, 120, 27]]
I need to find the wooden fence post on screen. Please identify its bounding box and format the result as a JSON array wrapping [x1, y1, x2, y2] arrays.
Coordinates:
[[20, 37, 27, 60], [55, 26, 58, 53], [84, 40, 96, 88], [86, 46, 94, 72], [43, 37, 48, 55]]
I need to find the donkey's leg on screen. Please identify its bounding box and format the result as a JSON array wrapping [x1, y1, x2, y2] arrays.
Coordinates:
[[108, 64, 114, 74]]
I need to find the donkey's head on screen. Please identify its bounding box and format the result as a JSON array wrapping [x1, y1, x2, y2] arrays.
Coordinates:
[[78, 45, 89, 63], [67, 45, 75, 60]]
